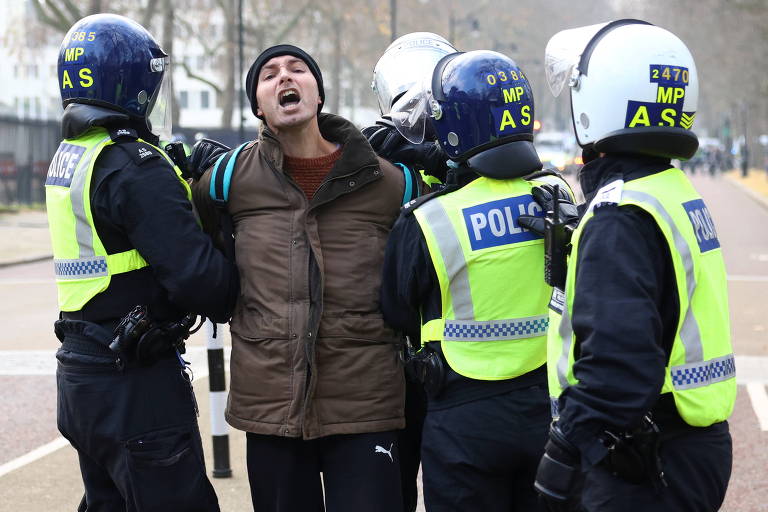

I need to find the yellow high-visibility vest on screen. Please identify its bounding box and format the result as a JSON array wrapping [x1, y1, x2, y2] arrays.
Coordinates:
[[548, 169, 735, 426], [414, 176, 552, 380], [45, 127, 191, 311]]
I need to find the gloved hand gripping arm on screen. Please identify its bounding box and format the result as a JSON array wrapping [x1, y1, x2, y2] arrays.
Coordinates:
[[364, 119, 449, 185], [188, 138, 231, 181]]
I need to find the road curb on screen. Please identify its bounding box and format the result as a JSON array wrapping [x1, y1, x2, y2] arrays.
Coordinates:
[[725, 175, 768, 212], [0, 255, 52, 269]]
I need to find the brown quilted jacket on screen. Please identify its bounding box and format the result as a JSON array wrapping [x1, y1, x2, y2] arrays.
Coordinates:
[[192, 114, 406, 439]]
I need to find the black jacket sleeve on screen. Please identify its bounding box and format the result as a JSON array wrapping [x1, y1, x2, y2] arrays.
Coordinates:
[[380, 212, 442, 341], [558, 203, 676, 467], [92, 144, 239, 323]]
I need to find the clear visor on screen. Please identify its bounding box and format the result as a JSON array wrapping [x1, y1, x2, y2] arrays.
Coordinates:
[[374, 43, 455, 115], [147, 56, 173, 141], [544, 22, 608, 97], [389, 72, 432, 144]]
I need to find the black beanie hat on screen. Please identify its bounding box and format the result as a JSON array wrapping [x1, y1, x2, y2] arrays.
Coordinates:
[[245, 44, 325, 119]]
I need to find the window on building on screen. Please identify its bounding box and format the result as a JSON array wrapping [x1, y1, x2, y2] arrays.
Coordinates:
[[201, 90, 210, 109], [180, 90, 188, 109], [34, 98, 40, 118]]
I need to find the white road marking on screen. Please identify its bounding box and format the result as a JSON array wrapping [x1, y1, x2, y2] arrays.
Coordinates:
[[0, 347, 229, 478], [0, 347, 227, 376], [0, 437, 71, 478], [727, 274, 768, 282], [746, 382, 768, 432], [735, 355, 768, 384], [0, 279, 54, 285]]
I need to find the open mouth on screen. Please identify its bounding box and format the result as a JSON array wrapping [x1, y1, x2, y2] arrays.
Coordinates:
[[279, 89, 301, 107]]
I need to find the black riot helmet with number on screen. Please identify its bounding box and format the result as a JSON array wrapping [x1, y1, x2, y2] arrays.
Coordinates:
[[391, 50, 541, 179], [57, 14, 172, 140], [545, 19, 699, 159]]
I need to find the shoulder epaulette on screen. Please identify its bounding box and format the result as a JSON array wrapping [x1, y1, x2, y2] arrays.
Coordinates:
[[401, 185, 457, 216], [589, 179, 625, 212], [108, 127, 138, 142], [113, 140, 162, 166]]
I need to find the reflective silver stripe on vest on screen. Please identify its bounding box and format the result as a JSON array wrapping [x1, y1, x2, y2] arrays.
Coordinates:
[[670, 354, 736, 390], [53, 256, 108, 279], [621, 190, 704, 365], [53, 136, 112, 280], [556, 288, 573, 390], [444, 315, 549, 342], [69, 136, 112, 258], [419, 198, 474, 319], [556, 185, 733, 392]]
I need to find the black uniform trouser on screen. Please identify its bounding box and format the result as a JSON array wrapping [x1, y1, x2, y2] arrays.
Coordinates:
[[581, 421, 732, 512], [246, 431, 403, 512], [56, 342, 219, 512], [421, 384, 551, 512], [399, 378, 427, 512]]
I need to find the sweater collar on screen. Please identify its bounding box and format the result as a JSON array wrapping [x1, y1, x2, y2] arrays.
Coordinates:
[[260, 113, 379, 176]]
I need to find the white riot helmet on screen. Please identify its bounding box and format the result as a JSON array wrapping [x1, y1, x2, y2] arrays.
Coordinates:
[[545, 20, 699, 159], [372, 32, 457, 116]]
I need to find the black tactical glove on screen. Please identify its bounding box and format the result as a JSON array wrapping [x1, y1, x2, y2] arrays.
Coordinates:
[[188, 138, 231, 181], [364, 121, 449, 184], [518, 183, 578, 236], [535, 423, 583, 512], [519, 184, 580, 288]]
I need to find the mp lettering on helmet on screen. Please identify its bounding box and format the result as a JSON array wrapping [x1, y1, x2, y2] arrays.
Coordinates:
[[462, 195, 543, 250], [683, 199, 720, 252], [489, 72, 533, 135], [46, 143, 86, 187], [625, 64, 695, 129]]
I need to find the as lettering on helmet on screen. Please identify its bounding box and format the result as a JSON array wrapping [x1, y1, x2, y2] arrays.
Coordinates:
[[625, 64, 695, 129]]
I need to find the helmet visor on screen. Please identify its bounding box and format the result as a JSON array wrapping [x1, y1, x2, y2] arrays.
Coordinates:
[[544, 22, 608, 97], [389, 74, 431, 145], [373, 36, 456, 115], [147, 56, 172, 141]]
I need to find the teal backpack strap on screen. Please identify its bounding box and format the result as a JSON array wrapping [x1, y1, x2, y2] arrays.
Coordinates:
[[394, 162, 420, 206], [209, 142, 248, 206]]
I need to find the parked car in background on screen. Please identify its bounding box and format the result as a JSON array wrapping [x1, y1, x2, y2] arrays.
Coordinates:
[[534, 131, 581, 175]]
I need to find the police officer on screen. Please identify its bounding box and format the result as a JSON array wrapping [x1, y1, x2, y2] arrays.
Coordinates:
[[47, 14, 238, 511], [381, 50, 560, 512], [364, 31, 457, 512], [364, 32, 457, 193], [529, 20, 735, 511]]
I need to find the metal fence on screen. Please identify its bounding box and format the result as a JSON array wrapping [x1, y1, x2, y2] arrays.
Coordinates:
[[0, 115, 258, 207], [0, 116, 61, 206]]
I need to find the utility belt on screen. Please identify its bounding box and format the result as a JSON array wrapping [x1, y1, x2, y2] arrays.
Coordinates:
[[598, 413, 667, 488], [403, 342, 446, 399], [57, 306, 201, 368]]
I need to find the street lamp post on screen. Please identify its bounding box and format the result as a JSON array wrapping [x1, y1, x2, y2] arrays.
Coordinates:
[[390, 0, 397, 42], [238, 0, 245, 143]]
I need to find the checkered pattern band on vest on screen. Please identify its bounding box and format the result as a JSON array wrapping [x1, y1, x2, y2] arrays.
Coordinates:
[[670, 354, 736, 390], [444, 315, 549, 342], [54, 256, 109, 280]]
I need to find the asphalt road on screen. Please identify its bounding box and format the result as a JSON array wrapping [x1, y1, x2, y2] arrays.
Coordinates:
[[0, 172, 766, 511]]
